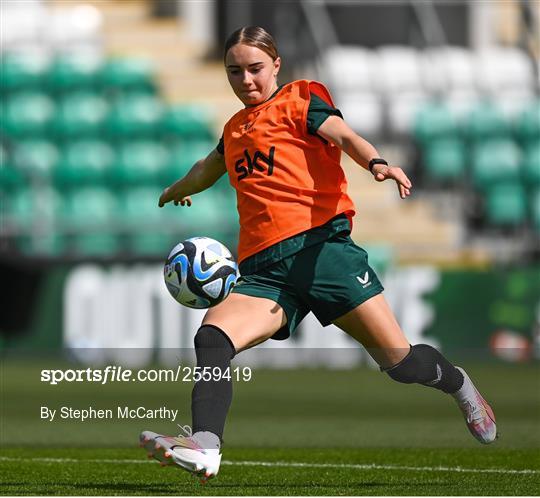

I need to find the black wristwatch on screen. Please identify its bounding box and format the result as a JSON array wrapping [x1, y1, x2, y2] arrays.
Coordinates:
[[368, 158, 388, 174]]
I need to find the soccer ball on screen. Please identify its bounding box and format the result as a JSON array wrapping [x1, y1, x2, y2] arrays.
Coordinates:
[[164, 237, 238, 309]]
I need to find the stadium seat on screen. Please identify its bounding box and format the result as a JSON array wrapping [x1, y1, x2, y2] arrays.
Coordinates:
[[106, 94, 164, 140], [495, 89, 536, 122], [121, 187, 176, 255], [531, 188, 540, 232], [387, 92, 428, 137], [46, 5, 103, 54], [3, 92, 55, 138], [516, 100, 540, 144], [423, 138, 466, 183], [466, 100, 509, 141], [53, 92, 109, 140], [0, 52, 49, 94], [475, 48, 535, 95], [444, 90, 480, 125], [483, 183, 528, 227], [47, 53, 102, 94], [333, 91, 383, 139], [111, 141, 170, 186], [55, 140, 115, 189], [63, 187, 120, 255], [421, 46, 475, 94], [161, 104, 215, 141], [162, 190, 224, 234], [0, 1, 47, 51], [472, 139, 522, 189], [320, 46, 376, 93], [360, 243, 394, 276], [99, 58, 157, 94], [12, 140, 59, 180], [164, 140, 216, 185], [413, 100, 458, 145], [521, 141, 540, 187], [376, 46, 423, 95], [6, 187, 66, 255], [0, 144, 25, 190]]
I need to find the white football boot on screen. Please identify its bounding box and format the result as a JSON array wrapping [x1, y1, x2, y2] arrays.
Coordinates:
[[452, 367, 498, 444], [140, 427, 221, 483]]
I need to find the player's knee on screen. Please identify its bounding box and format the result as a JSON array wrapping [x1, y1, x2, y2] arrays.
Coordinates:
[[194, 324, 236, 358], [383, 344, 461, 393]]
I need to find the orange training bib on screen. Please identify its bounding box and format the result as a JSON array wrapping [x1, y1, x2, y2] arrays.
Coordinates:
[[223, 79, 356, 263]]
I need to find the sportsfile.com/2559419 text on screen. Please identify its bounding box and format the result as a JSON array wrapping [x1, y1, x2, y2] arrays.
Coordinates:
[[40, 365, 252, 385]]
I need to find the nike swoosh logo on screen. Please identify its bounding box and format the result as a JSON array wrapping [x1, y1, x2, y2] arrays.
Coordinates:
[[425, 364, 442, 385]]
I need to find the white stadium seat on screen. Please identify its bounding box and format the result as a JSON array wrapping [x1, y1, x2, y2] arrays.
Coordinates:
[[47, 5, 103, 54], [445, 89, 480, 121], [334, 91, 384, 139], [495, 89, 537, 119], [475, 47, 535, 94], [320, 46, 377, 93], [376, 45, 424, 95], [421, 46, 476, 94], [387, 91, 429, 136], [0, 0, 47, 51]]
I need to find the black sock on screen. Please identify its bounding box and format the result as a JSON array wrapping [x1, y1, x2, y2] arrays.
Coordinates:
[[191, 324, 236, 441], [383, 344, 464, 394]]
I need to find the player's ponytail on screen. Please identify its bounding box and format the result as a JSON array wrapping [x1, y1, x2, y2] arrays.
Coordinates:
[[224, 26, 279, 63]]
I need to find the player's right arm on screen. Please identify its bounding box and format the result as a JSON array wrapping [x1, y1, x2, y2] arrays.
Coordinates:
[[158, 148, 226, 207]]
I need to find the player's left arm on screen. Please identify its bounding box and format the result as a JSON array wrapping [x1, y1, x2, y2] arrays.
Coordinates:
[[317, 115, 412, 199]]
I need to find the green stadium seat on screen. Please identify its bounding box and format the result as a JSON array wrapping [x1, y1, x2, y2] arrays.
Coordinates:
[[423, 138, 466, 182], [121, 187, 176, 255], [0, 143, 25, 190], [466, 101, 509, 141], [12, 140, 59, 180], [106, 94, 164, 139], [111, 141, 169, 186], [0, 53, 49, 94], [359, 243, 394, 276], [53, 92, 109, 139], [161, 104, 215, 141], [472, 139, 522, 189], [413, 100, 458, 145], [47, 54, 102, 94], [163, 140, 215, 185], [521, 141, 540, 187], [99, 58, 157, 94], [516, 100, 540, 144], [3, 92, 55, 138], [483, 183, 528, 227], [5, 187, 34, 227], [63, 187, 120, 255], [531, 188, 540, 232], [172, 191, 236, 242], [213, 171, 234, 194], [55, 140, 115, 189], [7, 187, 66, 255]]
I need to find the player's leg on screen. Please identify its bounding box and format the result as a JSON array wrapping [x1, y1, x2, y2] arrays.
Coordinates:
[[201, 292, 287, 352], [141, 293, 286, 480], [332, 294, 497, 444], [189, 293, 286, 442]]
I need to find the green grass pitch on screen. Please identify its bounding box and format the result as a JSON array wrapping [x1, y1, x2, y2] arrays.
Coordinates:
[[1, 360, 539, 495]]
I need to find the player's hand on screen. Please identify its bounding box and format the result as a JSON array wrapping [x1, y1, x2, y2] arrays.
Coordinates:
[[158, 186, 192, 208], [372, 164, 412, 199]]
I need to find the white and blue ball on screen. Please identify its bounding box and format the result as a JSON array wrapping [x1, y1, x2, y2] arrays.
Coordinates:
[[164, 237, 238, 309]]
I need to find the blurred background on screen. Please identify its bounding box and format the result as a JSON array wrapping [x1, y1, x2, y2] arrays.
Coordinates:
[[1, 0, 539, 366]]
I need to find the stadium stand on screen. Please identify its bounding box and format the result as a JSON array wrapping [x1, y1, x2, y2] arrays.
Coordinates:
[[1, 0, 538, 264], [0, 1, 226, 258]]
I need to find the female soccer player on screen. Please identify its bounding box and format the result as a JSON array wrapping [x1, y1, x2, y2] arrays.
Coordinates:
[[141, 26, 497, 481]]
